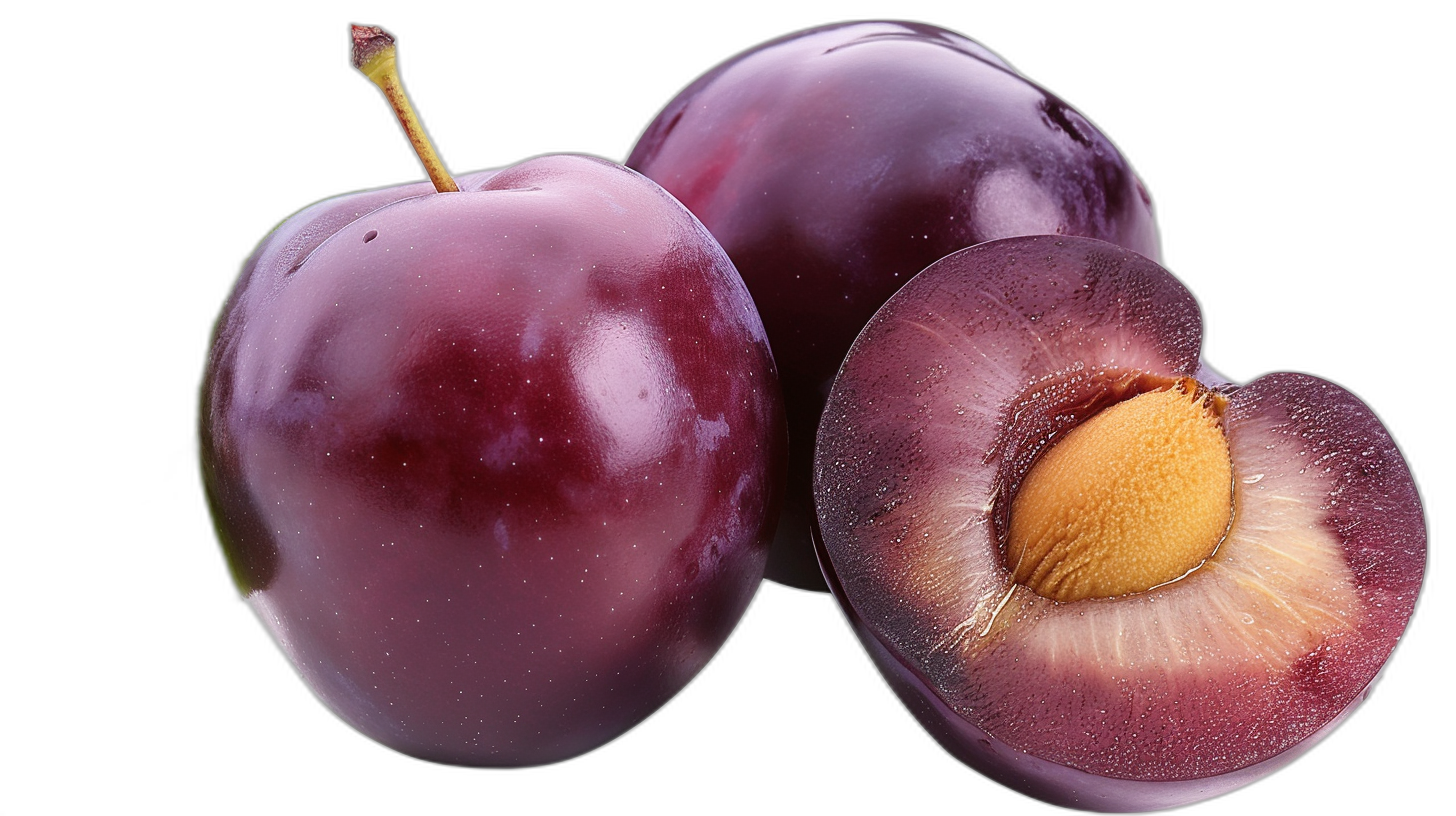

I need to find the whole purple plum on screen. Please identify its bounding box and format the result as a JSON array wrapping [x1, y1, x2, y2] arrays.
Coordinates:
[[813, 235, 1425, 810], [201, 149, 786, 765], [628, 21, 1160, 589]]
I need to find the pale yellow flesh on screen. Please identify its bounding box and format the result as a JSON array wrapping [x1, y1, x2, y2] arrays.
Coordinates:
[[1006, 381, 1232, 602]]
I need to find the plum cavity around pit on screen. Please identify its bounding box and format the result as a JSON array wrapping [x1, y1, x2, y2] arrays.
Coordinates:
[[814, 236, 1424, 782]]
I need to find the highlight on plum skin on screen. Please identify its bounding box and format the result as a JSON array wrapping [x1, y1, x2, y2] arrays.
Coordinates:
[[812, 235, 1425, 811]]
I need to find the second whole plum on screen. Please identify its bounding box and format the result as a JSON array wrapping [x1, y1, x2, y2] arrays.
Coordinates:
[[628, 21, 1160, 589]]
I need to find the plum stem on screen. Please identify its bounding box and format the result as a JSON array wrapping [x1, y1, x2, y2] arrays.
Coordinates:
[[351, 25, 459, 193]]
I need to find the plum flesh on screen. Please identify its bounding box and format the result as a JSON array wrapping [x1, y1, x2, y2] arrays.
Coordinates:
[[813, 235, 1425, 810], [628, 21, 1160, 589]]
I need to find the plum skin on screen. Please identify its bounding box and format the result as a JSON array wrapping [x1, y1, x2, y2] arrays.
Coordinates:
[[201, 155, 786, 766], [628, 20, 1160, 589], [812, 236, 1425, 810]]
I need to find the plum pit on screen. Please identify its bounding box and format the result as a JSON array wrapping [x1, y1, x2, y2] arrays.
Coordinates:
[[1006, 377, 1232, 602]]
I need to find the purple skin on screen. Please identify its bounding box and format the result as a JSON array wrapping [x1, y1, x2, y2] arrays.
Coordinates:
[[813, 236, 1425, 810], [628, 21, 1160, 589], [200, 155, 786, 766]]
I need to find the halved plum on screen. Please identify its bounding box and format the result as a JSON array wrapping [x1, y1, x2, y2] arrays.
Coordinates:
[[813, 235, 1425, 811]]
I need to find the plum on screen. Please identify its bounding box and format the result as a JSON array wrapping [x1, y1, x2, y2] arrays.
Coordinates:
[[200, 27, 785, 766], [813, 235, 1425, 810], [202, 154, 786, 765], [628, 21, 1160, 589]]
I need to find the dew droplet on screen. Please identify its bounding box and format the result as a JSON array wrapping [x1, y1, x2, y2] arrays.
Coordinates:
[[1240, 613, 1255, 625], [1241, 473, 1265, 484]]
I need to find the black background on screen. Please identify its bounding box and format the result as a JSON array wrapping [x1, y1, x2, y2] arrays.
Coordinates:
[[156, 9, 1432, 810]]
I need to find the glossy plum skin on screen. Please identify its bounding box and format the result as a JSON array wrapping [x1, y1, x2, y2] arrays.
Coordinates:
[[813, 236, 1425, 810], [628, 21, 1160, 589], [201, 155, 786, 766]]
